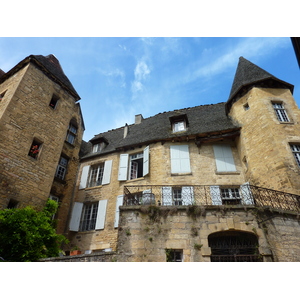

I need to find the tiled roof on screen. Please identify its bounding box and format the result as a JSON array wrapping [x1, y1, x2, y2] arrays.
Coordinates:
[[0, 54, 80, 101], [226, 57, 293, 113], [81, 102, 240, 159]]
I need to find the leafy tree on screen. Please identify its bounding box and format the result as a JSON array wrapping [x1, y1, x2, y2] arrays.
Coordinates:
[[0, 199, 68, 262]]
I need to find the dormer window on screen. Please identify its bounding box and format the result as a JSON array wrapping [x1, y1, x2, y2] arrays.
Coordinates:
[[91, 137, 108, 154], [93, 142, 105, 153], [170, 114, 188, 133]]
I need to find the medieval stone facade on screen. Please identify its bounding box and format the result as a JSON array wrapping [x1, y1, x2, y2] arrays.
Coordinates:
[[65, 57, 300, 262], [2, 54, 300, 262], [0, 55, 84, 234]]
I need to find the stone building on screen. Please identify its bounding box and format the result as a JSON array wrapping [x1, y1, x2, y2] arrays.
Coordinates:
[[66, 57, 300, 262], [0, 54, 84, 234]]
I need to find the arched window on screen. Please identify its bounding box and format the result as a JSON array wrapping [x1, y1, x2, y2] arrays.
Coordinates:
[[208, 231, 262, 262]]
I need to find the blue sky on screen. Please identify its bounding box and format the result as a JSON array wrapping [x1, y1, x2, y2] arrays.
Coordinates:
[[0, 37, 298, 141]]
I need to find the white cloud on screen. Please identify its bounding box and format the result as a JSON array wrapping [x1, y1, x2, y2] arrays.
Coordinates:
[[131, 60, 150, 94]]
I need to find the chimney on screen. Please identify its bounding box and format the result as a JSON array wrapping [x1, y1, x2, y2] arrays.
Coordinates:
[[135, 114, 144, 124], [123, 123, 129, 138]]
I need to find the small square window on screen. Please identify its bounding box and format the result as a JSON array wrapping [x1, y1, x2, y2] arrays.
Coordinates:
[[244, 103, 250, 111], [0, 91, 6, 102], [92, 142, 105, 153], [49, 95, 59, 109], [7, 199, 19, 209], [173, 120, 186, 133], [28, 139, 42, 159], [166, 249, 183, 262]]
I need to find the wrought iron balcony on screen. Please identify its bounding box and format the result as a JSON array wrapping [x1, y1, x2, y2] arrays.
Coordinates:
[[124, 184, 300, 213]]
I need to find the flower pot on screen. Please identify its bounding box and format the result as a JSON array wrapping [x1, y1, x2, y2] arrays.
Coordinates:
[[70, 250, 82, 256]]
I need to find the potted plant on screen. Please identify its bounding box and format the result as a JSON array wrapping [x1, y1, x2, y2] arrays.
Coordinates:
[[70, 246, 81, 256]]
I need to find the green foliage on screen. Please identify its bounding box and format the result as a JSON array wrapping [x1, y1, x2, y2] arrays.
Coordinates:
[[0, 199, 68, 262]]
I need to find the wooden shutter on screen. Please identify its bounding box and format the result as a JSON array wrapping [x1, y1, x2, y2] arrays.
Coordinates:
[[213, 145, 236, 172], [170, 145, 191, 173], [143, 146, 150, 177], [240, 182, 254, 205], [118, 154, 129, 181], [69, 202, 83, 231], [114, 195, 124, 228], [95, 199, 108, 230], [102, 160, 112, 185], [182, 186, 194, 205], [79, 165, 90, 189], [162, 187, 172, 205], [210, 186, 222, 205]]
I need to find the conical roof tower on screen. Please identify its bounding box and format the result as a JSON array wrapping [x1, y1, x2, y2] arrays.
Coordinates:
[[225, 57, 294, 114]]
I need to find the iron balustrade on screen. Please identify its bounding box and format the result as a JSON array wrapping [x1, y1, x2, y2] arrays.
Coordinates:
[[123, 184, 300, 213]]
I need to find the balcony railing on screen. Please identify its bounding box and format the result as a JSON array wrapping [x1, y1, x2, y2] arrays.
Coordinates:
[[124, 184, 300, 213]]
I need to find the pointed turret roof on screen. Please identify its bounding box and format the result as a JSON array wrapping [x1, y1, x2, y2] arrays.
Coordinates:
[[226, 57, 293, 114]]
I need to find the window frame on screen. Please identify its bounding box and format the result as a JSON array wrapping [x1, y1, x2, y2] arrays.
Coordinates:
[[28, 139, 43, 160], [220, 187, 241, 205], [66, 123, 78, 145], [290, 144, 300, 168], [49, 94, 59, 109], [55, 156, 69, 180], [88, 163, 105, 187], [272, 102, 290, 123]]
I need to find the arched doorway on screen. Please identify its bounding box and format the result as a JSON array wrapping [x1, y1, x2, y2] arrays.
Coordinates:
[[208, 231, 262, 262]]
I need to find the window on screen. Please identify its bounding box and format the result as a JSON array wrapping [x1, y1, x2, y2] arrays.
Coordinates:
[[92, 142, 105, 153], [7, 199, 18, 209], [88, 164, 104, 187], [28, 139, 42, 159], [220, 188, 241, 205], [243, 103, 250, 111], [161, 186, 194, 205], [80, 202, 99, 231], [213, 144, 236, 172], [170, 145, 191, 174], [173, 120, 186, 133], [272, 102, 290, 122], [49, 94, 59, 109], [290, 144, 300, 167], [0, 90, 6, 102], [66, 123, 77, 145], [166, 249, 183, 262], [55, 156, 69, 180], [69, 200, 108, 232], [118, 146, 149, 181], [79, 160, 112, 189], [49, 195, 60, 219]]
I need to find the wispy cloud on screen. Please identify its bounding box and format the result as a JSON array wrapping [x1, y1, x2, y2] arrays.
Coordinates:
[[131, 60, 151, 94]]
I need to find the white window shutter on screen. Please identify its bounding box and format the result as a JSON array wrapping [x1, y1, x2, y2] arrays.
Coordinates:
[[182, 186, 194, 205], [69, 202, 83, 231], [95, 199, 108, 230], [210, 186, 222, 205], [162, 186, 172, 205], [170, 145, 191, 173], [118, 154, 129, 181], [213, 145, 236, 172], [114, 195, 124, 228], [143, 146, 150, 176], [102, 160, 113, 185], [240, 182, 254, 205], [79, 165, 90, 189]]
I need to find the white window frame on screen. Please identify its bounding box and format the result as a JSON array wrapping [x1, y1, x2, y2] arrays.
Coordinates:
[[92, 142, 105, 153], [170, 145, 191, 174], [69, 200, 107, 232], [88, 163, 105, 187], [55, 156, 68, 180], [118, 146, 149, 181], [291, 144, 300, 167], [66, 123, 77, 145], [79, 160, 112, 189], [173, 120, 186, 133], [272, 102, 290, 122]]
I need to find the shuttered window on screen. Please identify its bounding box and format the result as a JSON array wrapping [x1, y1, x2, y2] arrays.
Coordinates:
[[170, 145, 191, 174], [213, 144, 236, 172]]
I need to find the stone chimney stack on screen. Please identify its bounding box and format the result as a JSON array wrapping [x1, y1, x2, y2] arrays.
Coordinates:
[[135, 114, 144, 124]]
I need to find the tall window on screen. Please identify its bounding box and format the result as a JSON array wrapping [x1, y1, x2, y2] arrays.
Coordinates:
[[272, 102, 290, 122], [66, 123, 77, 145], [49, 94, 59, 109], [28, 139, 42, 160], [88, 164, 104, 187], [80, 202, 99, 231], [291, 144, 300, 167], [129, 153, 144, 180], [55, 156, 68, 180]]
